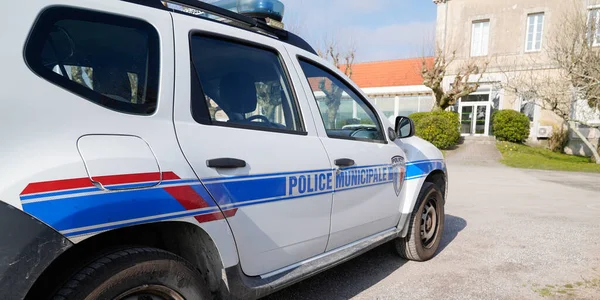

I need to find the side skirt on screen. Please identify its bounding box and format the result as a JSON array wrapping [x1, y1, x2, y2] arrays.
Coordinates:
[[223, 227, 400, 300]]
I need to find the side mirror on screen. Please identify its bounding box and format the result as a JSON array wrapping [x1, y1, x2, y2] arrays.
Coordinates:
[[395, 116, 415, 139]]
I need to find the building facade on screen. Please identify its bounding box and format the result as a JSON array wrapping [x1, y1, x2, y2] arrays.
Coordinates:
[[351, 58, 435, 123], [434, 0, 600, 155]]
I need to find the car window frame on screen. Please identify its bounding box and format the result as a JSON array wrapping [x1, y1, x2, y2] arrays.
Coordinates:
[[297, 56, 388, 144], [23, 6, 161, 116], [188, 31, 308, 136]]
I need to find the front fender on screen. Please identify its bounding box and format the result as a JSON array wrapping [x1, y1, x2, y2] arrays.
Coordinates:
[[395, 136, 447, 236], [0, 201, 73, 300]]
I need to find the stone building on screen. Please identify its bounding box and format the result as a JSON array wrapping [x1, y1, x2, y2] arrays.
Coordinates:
[[434, 0, 600, 155]]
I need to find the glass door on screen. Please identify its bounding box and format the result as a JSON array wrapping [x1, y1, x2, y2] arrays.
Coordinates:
[[458, 85, 494, 136], [474, 105, 487, 134], [461, 106, 473, 134], [459, 104, 490, 136]]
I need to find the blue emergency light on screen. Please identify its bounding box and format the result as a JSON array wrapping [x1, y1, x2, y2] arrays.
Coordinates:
[[210, 0, 285, 22]]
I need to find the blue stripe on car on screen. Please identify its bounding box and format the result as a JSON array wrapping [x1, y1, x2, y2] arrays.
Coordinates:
[[20, 159, 445, 236]]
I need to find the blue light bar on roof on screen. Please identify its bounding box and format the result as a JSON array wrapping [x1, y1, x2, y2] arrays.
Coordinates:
[[210, 0, 285, 21]]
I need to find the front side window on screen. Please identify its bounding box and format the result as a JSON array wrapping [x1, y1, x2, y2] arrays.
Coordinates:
[[471, 20, 490, 57], [526, 13, 544, 52], [25, 7, 160, 115], [190, 35, 303, 133], [298, 59, 385, 142]]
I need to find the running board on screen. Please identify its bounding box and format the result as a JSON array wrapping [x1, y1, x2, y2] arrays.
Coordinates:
[[224, 228, 400, 300]]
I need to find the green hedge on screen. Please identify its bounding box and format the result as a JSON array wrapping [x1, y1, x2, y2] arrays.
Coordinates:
[[409, 111, 460, 149], [492, 110, 530, 143]]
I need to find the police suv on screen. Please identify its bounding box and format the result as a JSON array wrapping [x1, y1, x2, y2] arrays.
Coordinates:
[[0, 0, 448, 299]]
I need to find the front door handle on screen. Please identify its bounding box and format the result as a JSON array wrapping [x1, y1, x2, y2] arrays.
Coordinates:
[[334, 158, 355, 168], [206, 158, 246, 169]]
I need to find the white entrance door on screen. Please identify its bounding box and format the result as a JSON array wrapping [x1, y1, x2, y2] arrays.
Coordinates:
[[459, 103, 490, 136], [458, 88, 493, 136]]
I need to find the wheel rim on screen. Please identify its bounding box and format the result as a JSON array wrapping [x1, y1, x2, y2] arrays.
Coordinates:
[[115, 285, 185, 300], [420, 196, 439, 249]]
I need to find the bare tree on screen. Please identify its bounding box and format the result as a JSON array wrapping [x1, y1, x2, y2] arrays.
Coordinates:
[[421, 48, 489, 111], [502, 3, 600, 163], [255, 81, 282, 121], [317, 40, 356, 128]]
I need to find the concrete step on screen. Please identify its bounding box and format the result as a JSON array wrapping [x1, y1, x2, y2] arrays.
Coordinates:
[[461, 135, 497, 145], [462, 135, 496, 141]]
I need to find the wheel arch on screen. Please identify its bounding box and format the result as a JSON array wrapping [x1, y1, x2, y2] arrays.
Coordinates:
[[25, 221, 228, 300], [423, 169, 447, 202], [399, 168, 447, 237]]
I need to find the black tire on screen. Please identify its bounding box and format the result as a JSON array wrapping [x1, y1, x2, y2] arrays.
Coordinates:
[[394, 182, 445, 261], [52, 247, 211, 300]]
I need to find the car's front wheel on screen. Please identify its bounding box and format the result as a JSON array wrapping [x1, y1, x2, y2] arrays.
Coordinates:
[[52, 247, 211, 300], [394, 182, 445, 261]]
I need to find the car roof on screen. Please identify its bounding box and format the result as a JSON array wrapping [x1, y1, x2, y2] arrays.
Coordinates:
[[123, 0, 317, 55]]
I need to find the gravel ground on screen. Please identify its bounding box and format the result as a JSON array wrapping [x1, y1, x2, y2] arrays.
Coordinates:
[[264, 163, 600, 300]]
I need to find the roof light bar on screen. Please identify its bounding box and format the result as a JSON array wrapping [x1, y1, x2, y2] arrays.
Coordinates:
[[210, 0, 285, 22]]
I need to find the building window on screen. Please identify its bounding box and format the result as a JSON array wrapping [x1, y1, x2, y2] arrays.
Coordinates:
[[572, 99, 600, 123], [589, 8, 600, 46], [520, 98, 536, 122], [471, 20, 490, 57], [526, 13, 544, 52], [374, 96, 396, 118], [370, 94, 434, 122]]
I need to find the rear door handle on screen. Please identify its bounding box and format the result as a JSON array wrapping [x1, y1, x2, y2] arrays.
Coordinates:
[[334, 158, 355, 168], [206, 158, 246, 169]]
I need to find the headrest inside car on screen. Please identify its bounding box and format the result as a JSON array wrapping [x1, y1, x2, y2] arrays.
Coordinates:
[[219, 72, 257, 114]]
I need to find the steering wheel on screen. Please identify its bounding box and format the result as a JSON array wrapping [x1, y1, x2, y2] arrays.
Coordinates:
[[350, 127, 378, 139], [246, 115, 271, 123]]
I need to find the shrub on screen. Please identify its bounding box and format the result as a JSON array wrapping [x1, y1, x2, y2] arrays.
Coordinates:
[[492, 110, 530, 143], [409, 111, 460, 149], [548, 125, 568, 153]]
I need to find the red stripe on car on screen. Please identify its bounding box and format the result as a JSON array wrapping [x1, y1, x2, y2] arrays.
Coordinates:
[[21, 171, 180, 195]]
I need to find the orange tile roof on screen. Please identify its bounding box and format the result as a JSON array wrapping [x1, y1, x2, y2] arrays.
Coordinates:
[[342, 57, 433, 88], [307, 77, 333, 93]]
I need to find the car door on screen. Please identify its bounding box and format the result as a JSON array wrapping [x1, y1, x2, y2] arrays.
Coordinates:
[[171, 14, 333, 276], [289, 51, 407, 251]]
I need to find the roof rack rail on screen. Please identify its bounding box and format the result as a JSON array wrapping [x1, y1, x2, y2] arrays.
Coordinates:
[[122, 0, 317, 55]]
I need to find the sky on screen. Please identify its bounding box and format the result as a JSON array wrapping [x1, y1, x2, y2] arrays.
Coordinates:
[[283, 0, 437, 63]]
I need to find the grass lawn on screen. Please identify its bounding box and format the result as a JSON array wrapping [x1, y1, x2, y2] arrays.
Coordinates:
[[496, 141, 600, 173]]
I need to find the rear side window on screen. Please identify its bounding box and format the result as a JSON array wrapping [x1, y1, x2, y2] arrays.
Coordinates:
[[25, 7, 160, 115]]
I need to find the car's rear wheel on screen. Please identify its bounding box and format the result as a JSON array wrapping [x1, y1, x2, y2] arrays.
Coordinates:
[[394, 182, 445, 261], [52, 247, 210, 300]]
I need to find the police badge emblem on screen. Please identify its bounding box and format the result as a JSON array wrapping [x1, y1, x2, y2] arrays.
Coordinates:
[[391, 156, 406, 196]]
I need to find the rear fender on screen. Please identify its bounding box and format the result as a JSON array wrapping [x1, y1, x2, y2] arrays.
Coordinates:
[[0, 201, 73, 300]]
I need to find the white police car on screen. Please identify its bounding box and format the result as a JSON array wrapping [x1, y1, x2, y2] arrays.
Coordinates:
[[0, 0, 447, 299]]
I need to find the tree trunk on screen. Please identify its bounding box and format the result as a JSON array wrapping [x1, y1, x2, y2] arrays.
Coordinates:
[[326, 87, 343, 128], [569, 121, 600, 164], [264, 105, 276, 122], [327, 102, 340, 128]]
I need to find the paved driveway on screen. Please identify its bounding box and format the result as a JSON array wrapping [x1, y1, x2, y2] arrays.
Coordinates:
[[265, 162, 600, 300]]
